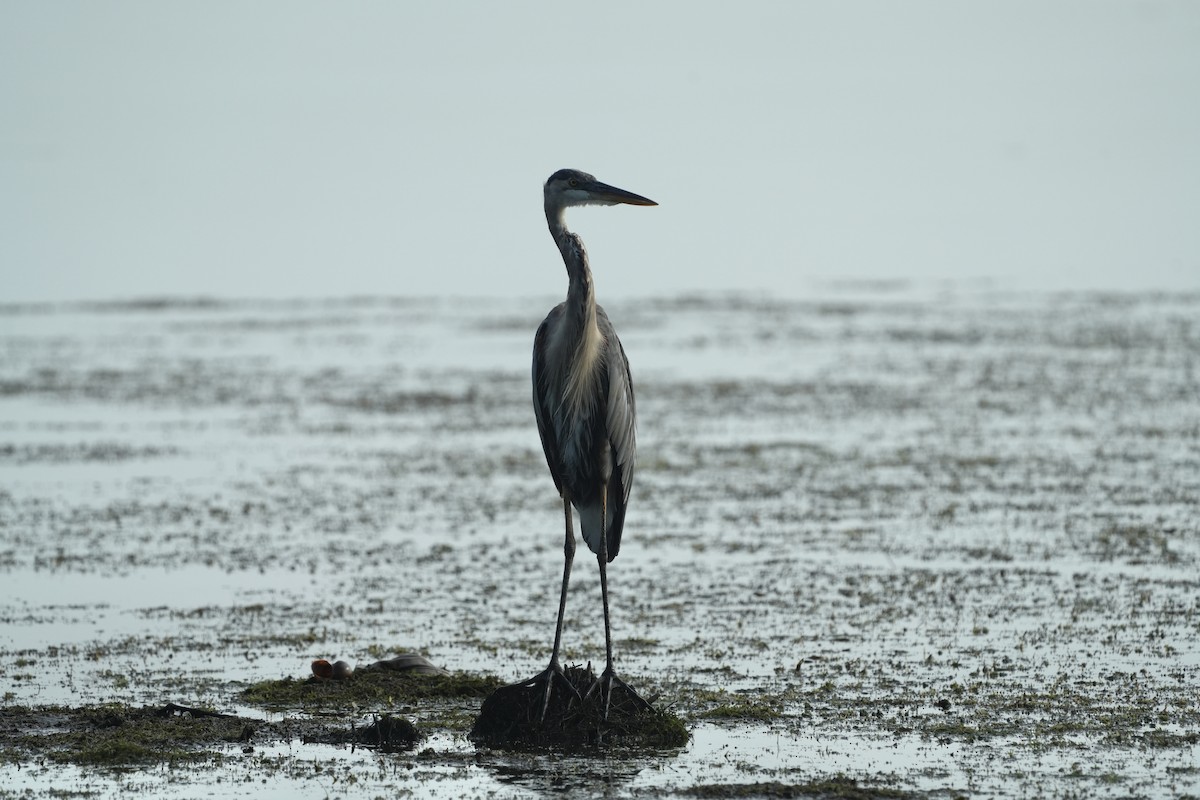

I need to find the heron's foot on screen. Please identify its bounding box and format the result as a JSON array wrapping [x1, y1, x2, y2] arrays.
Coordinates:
[[519, 661, 582, 722], [585, 666, 652, 720]]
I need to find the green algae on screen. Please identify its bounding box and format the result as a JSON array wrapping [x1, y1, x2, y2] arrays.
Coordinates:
[[239, 669, 502, 710], [698, 698, 781, 722], [0, 704, 248, 767], [680, 777, 929, 798]]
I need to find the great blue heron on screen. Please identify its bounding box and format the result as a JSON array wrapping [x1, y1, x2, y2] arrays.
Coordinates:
[[530, 168, 655, 718]]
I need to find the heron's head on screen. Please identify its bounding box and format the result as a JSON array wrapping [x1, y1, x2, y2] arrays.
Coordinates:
[[544, 169, 657, 213]]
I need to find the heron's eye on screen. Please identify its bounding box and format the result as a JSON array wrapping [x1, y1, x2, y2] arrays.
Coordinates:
[[568, 179, 578, 187]]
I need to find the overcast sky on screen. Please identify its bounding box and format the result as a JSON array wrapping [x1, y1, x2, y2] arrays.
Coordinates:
[[3, 1, 1198, 303]]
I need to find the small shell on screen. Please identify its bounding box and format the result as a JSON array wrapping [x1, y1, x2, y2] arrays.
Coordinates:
[[331, 660, 354, 680], [311, 659, 334, 680]]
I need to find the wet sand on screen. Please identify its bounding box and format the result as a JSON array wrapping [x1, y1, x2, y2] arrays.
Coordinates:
[[1, 287, 1198, 798]]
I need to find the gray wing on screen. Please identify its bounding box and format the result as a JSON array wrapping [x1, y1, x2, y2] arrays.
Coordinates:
[[598, 308, 636, 560], [532, 305, 565, 496]]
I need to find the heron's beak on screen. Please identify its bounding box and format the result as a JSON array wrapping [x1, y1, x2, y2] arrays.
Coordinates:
[[583, 180, 657, 207]]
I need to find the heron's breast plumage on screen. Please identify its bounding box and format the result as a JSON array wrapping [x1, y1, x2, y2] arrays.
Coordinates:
[[546, 316, 611, 492]]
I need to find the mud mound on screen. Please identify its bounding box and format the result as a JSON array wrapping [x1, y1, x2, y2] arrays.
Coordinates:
[[349, 714, 422, 752], [471, 664, 687, 749]]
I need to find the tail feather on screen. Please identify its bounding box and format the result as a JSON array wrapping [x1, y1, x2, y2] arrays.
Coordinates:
[[577, 487, 625, 562]]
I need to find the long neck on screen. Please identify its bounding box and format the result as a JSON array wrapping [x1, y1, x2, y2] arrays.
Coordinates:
[[545, 204, 606, 412], [546, 205, 598, 329]]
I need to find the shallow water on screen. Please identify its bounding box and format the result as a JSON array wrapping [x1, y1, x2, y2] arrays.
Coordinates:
[[1, 287, 1198, 798]]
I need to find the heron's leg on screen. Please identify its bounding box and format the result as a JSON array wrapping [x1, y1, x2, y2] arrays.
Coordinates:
[[533, 495, 580, 721], [587, 485, 651, 719], [595, 486, 617, 718], [598, 496, 614, 673], [548, 494, 575, 668]]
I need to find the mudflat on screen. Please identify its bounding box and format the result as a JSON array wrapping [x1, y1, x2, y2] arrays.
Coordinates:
[[1, 288, 1197, 798]]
